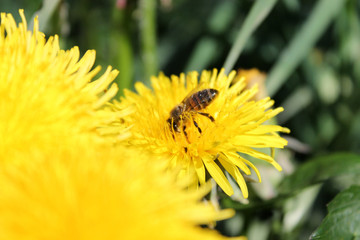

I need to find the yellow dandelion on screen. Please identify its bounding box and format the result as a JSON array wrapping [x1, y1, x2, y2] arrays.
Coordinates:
[[0, 11, 244, 240], [0, 144, 244, 240], [113, 69, 290, 197], [0, 10, 125, 161]]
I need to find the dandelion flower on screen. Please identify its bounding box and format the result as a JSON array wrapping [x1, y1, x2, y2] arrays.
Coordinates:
[[0, 10, 124, 161], [0, 144, 243, 240], [113, 69, 289, 197], [0, 11, 243, 240]]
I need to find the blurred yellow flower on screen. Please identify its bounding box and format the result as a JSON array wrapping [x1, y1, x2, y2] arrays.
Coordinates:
[[0, 144, 241, 240], [0, 11, 244, 240], [113, 69, 289, 197], [237, 68, 267, 100], [0, 10, 124, 161]]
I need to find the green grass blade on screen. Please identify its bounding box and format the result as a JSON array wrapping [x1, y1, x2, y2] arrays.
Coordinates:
[[222, 0, 278, 74], [266, 0, 346, 97], [111, 8, 134, 97], [29, 0, 61, 32], [139, 0, 158, 84], [185, 37, 218, 72], [278, 86, 313, 124], [112, 30, 134, 96]]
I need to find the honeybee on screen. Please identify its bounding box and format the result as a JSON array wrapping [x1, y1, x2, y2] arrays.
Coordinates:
[[167, 88, 218, 138]]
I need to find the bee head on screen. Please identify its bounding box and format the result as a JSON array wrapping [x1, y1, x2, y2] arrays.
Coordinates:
[[209, 89, 218, 99], [167, 118, 180, 133]]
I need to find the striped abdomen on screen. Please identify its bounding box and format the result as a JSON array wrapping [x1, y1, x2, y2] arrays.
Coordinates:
[[184, 89, 218, 111]]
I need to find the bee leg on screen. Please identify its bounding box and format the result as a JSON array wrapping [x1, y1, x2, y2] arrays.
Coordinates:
[[168, 126, 176, 140], [192, 120, 202, 134], [183, 125, 191, 143], [197, 112, 215, 122]]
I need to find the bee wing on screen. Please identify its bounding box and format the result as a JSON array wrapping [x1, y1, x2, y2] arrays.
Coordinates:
[[180, 82, 206, 103]]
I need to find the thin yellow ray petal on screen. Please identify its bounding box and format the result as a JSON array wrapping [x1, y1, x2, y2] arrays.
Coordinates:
[[218, 152, 251, 175], [71, 49, 95, 77], [222, 69, 236, 89], [193, 158, 206, 185], [19, 9, 27, 34], [93, 84, 118, 109], [209, 68, 218, 86], [237, 147, 283, 171], [233, 135, 288, 148], [232, 109, 264, 126], [240, 158, 262, 183], [134, 82, 151, 96], [202, 155, 234, 196], [265, 107, 284, 119], [261, 98, 275, 109], [200, 70, 212, 85], [233, 87, 258, 106], [219, 158, 248, 198], [179, 72, 186, 87], [186, 71, 198, 91], [247, 125, 286, 134], [88, 67, 119, 95], [227, 77, 246, 97]]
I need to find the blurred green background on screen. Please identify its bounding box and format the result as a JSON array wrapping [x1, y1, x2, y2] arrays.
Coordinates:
[[1, 0, 359, 239]]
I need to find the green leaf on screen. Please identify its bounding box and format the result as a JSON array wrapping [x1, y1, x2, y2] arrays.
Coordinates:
[[310, 185, 360, 240], [279, 153, 360, 195]]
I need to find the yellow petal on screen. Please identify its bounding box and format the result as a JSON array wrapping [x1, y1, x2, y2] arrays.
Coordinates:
[[202, 155, 234, 196], [219, 152, 251, 175], [193, 158, 206, 185], [219, 158, 249, 198]]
